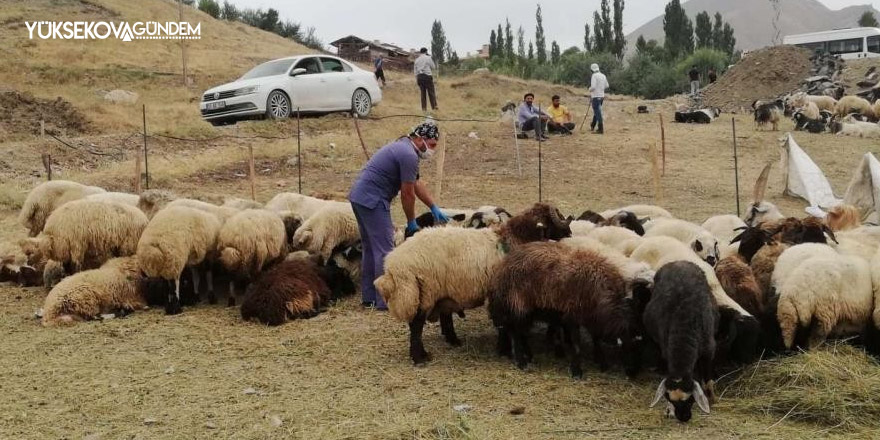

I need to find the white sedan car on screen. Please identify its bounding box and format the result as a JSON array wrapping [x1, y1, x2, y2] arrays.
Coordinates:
[[200, 55, 382, 125]]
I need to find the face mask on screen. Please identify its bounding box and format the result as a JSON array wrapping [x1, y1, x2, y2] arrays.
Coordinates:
[[412, 136, 436, 160]]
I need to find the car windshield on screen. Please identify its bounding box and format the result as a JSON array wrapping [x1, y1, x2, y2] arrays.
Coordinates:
[[240, 59, 296, 80]]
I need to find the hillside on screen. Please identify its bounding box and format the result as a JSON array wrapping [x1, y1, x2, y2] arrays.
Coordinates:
[[626, 0, 880, 52], [0, 0, 316, 137]]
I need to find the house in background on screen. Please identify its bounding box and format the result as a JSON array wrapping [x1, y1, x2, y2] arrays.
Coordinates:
[[329, 35, 415, 70]]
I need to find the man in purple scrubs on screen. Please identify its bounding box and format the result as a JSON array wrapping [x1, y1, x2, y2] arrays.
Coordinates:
[[349, 122, 449, 310]]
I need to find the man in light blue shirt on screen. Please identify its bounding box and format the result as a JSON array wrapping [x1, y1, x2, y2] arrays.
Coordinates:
[[517, 93, 550, 141]]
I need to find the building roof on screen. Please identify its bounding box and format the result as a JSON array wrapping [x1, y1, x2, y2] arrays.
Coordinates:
[[329, 35, 411, 56]]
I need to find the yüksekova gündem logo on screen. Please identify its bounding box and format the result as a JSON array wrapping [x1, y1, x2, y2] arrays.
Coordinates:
[[25, 21, 201, 42]]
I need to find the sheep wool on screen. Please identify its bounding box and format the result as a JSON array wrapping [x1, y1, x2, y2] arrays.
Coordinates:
[[85, 192, 140, 207], [222, 198, 264, 210], [834, 95, 874, 119], [643, 218, 720, 266], [137, 206, 221, 280], [240, 258, 333, 325], [600, 204, 673, 221], [770, 243, 838, 294], [19, 180, 106, 236], [586, 225, 643, 256], [166, 198, 239, 223], [265, 192, 349, 221], [218, 209, 288, 278], [20, 199, 148, 272], [292, 203, 359, 262], [41, 256, 146, 326], [137, 189, 177, 219]]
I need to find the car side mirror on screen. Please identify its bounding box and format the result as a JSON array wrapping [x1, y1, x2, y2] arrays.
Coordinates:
[[290, 68, 307, 77]]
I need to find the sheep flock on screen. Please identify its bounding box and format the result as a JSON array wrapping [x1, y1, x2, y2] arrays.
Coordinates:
[[6, 179, 880, 424]]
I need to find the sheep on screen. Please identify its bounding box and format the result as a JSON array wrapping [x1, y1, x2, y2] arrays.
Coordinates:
[[832, 226, 880, 261], [777, 254, 873, 349], [585, 225, 643, 256], [488, 240, 650, 377], [788, 92, 836, 113], [825, 204, 862, 232], [375, 203, 571, 364], [643, 218, 721, 266], [743, 200, 784, 227], [40, 256, 150, 326], [729, 224, 775, 263], [569, 220, 598, 236], [830, 120, 880, 139], [764, 216, 838, 245], [415, 206, 513, 229], [600, 204, 673, 221], [645, 261, 717, 423], [292, 203, 359, 263], [84, 192, 139, 206], [602, 210, 647, 235], [750, 242, 789, 298], [222, 198, 263, 210], [834, 95, 874, 119], [265, 192, 347, 220], [702, 215, 747, 257], [217, 209, 291, 306], [754, 100, 783, 131], [631, 236, 761, 364], [792, 109, 829, 133], [770, 243, 838, 295], [715, 254, 763, 317], [19, 180, 106, 236], [137, 189, 176, 219], [19, 200, 148, 274], [795, 101, 821, 120], [239, 256, 355, 326], [136, 205, 221, 315], [165, 198, 239, 223]]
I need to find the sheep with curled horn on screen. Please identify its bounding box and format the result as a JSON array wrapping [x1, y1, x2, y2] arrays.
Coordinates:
[[743, 162, 784, 227]]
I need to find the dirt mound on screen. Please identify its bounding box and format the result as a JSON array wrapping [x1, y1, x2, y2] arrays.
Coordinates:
[[0, 91, 92, 137], [703, 45, 813, 112]]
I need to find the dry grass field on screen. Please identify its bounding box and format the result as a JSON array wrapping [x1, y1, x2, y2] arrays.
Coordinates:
[[3, 1, 880, 439]]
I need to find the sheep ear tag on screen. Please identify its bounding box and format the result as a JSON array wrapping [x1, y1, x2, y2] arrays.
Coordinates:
[[650, 379, 667, 408], [693, 381, 711, 414]]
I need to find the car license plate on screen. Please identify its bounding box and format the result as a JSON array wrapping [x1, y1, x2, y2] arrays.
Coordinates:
[[206, 101, 226, 110]]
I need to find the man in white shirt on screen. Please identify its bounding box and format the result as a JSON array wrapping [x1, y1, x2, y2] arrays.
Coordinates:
[[589, 63, 609, 134], [413, 48, 438, 112]]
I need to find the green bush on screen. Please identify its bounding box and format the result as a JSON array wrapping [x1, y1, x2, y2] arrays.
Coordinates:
[[676, 48, 730, 80], [197, 0, 220, 19]]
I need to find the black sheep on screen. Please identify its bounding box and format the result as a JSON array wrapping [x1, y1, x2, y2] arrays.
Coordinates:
[[644, 261, 717, 423]]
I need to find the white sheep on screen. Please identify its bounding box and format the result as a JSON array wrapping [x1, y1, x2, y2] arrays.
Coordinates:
[[222, 198, 263, 210], [569, 220, 598, 236], [832, 120, 880, 139], [561, 236, 654, 286], [217, 209, 289, 305], [643, 218, 721, 266], [833, 226, 880, 261], [41, 256, 147, 326], [265, 192, 348, 220], [777, 254, 873, 349], [292, 203, 359, 263], [834, 95, 874, 119], [770, 243, 839, 294], [585, 226, 643, 256], [165, 198, 239, 223], [19, 180, 106, 236], [600, 204, 673, 220], [702, 215, 746, 246], [19, 200, 148, 273], [137, 189, 177, 219], [789, 92, 836, 113], [136, 205, 221, 314], [84, 192, 140, 206]]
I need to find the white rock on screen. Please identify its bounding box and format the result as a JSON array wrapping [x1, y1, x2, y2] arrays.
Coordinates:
[[205, 421, 217, 429], [242, 387, 257, 395], [468, 132, 479, 139], [453, 404, 472, 412], [143, 418, 158, 425], [103, 89, 139, 104]]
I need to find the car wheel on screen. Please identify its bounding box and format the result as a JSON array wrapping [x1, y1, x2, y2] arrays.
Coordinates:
[[351, 88, 372, 117], [266, 90, 291, 119]]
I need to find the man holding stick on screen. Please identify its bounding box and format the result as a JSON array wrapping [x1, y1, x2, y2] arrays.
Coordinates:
[[348, 122, 449, 310]]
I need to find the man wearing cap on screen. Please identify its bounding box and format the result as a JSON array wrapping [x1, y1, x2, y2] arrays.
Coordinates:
[[414, 48, 438, 112], [348, 122, 449, 310], [589, 63, 609, 134]]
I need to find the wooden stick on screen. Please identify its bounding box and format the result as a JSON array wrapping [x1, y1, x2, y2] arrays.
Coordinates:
[[435, 133, 447, 200], [134, 151, 142, 193], [248, 144, 256, 201], [297, 108, 302, 194], [733, 117, 740, 217], [142, 104, 150, 189], [650, 141, 663, 204], [41, 153, 52, 181], [352, 113, 371, 160], [512, 117, 522, 177], [659, 113, 666, 176]]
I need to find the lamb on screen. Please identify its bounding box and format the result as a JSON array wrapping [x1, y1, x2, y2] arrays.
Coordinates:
[[643, 218, 721, 266], [265, 192, 348, 220], [40, 256, 150, 326], [777, 254, 873, 349], [715, 254, 763, 317], [600, 204, 673, 221], [830, 120, 880, 139], [19, 200, 148, 274], [754, 100, 784, 131], [217, 209, 291, 306], [489, 240, 649, 378], [834, 95, 874, 119], [375, 203, 571, 364], [292, 203, 359, 263], [19, 180, 106, 236], [631, 236, 761, 364], [84, 192, 140, 206], [645, 261, 717, 423], [136, 205, 222, 315], [239, 256, 355, 325]]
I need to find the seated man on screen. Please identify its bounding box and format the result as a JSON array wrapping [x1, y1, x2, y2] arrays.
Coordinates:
[[546, 95, 576, 135], [517, 92, 550, 141]]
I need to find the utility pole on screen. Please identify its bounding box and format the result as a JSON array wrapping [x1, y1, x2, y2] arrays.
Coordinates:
[[179, 0, 189, 87]]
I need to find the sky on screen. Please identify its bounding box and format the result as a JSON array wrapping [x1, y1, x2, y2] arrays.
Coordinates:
[[229, 0, 880, 56]]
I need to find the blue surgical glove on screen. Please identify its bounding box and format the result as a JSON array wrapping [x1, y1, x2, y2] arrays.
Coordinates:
[[404, 219, 420, 239], [430, 204, 450, 224]]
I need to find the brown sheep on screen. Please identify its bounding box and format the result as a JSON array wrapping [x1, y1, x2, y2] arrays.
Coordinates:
[[715, 254, 763, 316], [750, 243, 790, 298], [488, 241, 645, 378], [825, 204, 861, 232]]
